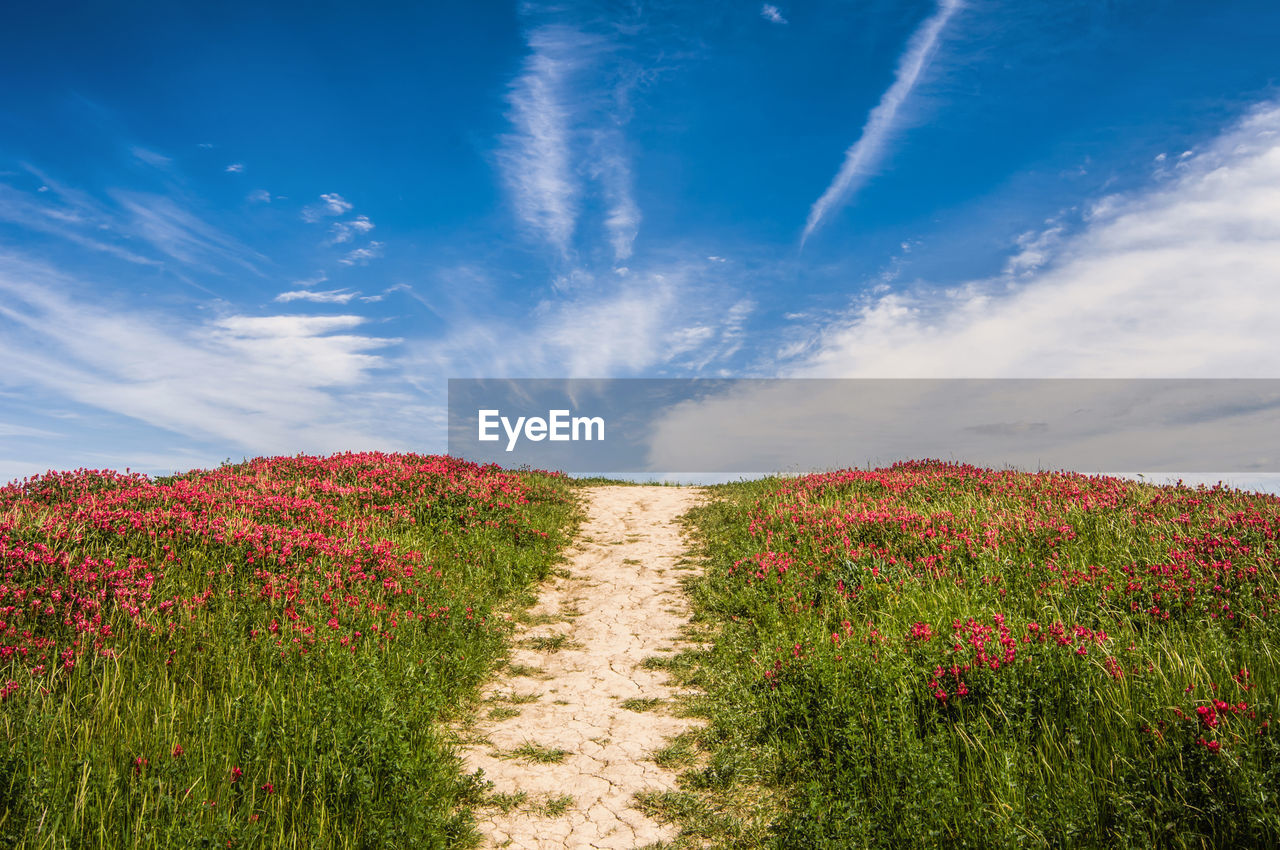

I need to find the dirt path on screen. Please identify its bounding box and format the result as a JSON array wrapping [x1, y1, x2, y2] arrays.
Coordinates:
[[459, 486, 705, 849]]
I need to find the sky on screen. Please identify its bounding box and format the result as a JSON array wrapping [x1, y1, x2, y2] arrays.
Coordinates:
[[2, 0, 1279, 485]]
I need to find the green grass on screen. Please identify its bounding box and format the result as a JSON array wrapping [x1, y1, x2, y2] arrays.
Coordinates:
[[501, 743, 570, 764], [479, 790, 572, 818], [620, 697, 664, 712], [530, 793, 574, 817], [483, 790, 528, 813], [488, 691, 541, 705], [486, 707, 522, 721], [666, 464, 1280, 849], [519, 634, 577, 652], [651, 735, 698, 769]]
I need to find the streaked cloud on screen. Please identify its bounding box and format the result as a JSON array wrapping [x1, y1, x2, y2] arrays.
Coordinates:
[[273, 288, 360, 304], [225, 163, 245, 173], [802, 0, 962, 244]]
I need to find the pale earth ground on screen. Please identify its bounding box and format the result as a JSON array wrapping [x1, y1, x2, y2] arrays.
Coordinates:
[[457, 486, 707, 849]]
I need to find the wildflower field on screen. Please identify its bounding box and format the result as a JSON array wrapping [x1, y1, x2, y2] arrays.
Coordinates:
[[671, 461, 1280, 848], [0, 452, 577, 848]]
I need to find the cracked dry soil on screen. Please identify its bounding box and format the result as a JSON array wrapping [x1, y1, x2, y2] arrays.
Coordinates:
[[459, 486, 705, 849]]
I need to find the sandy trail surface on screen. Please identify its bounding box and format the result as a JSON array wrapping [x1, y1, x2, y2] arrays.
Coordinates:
[[459, 486, 705, 849]]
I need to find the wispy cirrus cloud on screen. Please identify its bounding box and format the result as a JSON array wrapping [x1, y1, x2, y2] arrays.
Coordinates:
[[589, 132, 640, 262], [500, 25, 593, 256], [328, 214, 375, 244], [499, 17, 645, 265], [761, 4, 788, 25], [802, 0, 962, 244], [1, 169, 263, 274], [338, 241, 383, 265], [273, 288, 360, 304], [131, 146, 173, 169], [0, 180, 161, 267], [792, 101, 1280, 378], [114, 192, 266, 274]]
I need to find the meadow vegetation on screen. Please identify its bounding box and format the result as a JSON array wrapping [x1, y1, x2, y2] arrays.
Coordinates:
[[0, 452, 577, 848], [668, 461, 1280, 848]]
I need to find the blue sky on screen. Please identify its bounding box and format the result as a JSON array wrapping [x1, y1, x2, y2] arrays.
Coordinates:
[[2, 0, 1280, 484]]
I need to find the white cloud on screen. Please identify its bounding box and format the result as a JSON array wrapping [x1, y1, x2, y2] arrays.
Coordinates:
[[761, 4, 788, 24], [114, 192, 265, 274], [302, 192, 354, 222], [273, 288, 359, 304], [1004, 222, 1065, 276], [794, 101, 1280, 378], [0, 254, 414, 454], [802, 0, 962, 243], [328, 214, 375, 244], [590, 134, 641, 262], [499, 24, 644, 262], [131, 146, 172, 168], [500, 25, 593, 255], [247, 189, 271, 203], [225, 163, 244, 173], [409, 263, 746, 379], [338, 241, 384, 266]]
